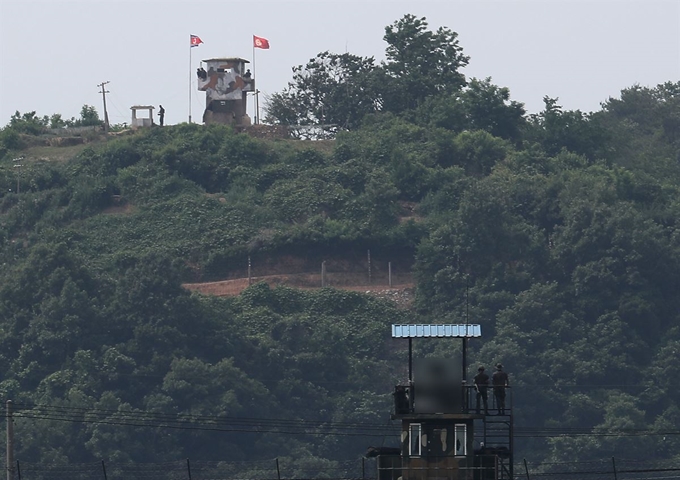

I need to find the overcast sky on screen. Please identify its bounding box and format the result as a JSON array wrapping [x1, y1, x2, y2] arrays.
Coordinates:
[[1, 0, 678, 127]]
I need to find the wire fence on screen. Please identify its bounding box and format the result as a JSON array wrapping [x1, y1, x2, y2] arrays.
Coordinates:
[[519, 457, 680, 480], [9, 458, 376, 480], [184, 255, 415, 298], [6, 457, 680, 480]]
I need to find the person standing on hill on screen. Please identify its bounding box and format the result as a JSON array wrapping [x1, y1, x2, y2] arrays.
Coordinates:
[[492, 363, 509, 414], [158, 105, 165, 127], [473, 366, 489, 415]]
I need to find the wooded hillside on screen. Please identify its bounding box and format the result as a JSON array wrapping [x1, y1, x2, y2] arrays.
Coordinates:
[[1, 14, 680, 472]]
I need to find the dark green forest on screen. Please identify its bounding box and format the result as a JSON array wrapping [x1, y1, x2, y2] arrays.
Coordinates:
[[1, 14, 680, 473]]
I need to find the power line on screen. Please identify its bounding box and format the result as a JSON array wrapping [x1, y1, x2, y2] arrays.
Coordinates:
[[12, 412, 395, 438], [8, 404, 400, 438], [8, 405, 678, 438], [8, 403, 680, 440], [11, 403, 396, 431]]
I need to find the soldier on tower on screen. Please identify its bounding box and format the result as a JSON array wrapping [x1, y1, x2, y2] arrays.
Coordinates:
[[474, 366, 490, 415], [492, 363, 509, 415]]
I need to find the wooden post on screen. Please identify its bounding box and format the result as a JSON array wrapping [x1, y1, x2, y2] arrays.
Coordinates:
[[101, 460, 108, 480], [275, 458, 281, 480], [612, 457, 617, 480], [321, 261, 326, 287], [187, 459, 192, 480], [6, 401, 13, 480], [388, 261, 392, 287], [248, 256, 252, 286], [362, 457, 365, 479]]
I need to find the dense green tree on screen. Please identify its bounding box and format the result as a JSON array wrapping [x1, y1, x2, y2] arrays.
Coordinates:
[[380, 14, 469, 113], [265, 52, 380, 133], [412, 77, 526, 147], [79, 105, 103, 127], [7, 110, 48, 135], [525, 96, 609, 160], [49, 113, 66, 129], [266, 15, 469, 133]]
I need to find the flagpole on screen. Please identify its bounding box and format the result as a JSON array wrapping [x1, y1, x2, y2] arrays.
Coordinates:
[[252, 40, 257, 124], [189, 36, 192, 124]]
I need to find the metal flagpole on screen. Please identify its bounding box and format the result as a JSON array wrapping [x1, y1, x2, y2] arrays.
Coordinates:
[[252, 41, 257, 124], [189, 36, 192, 124]]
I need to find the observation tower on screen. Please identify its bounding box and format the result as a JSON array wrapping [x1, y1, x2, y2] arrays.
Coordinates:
[[370, 324, 514, 480], [197, 57, 254, 126]]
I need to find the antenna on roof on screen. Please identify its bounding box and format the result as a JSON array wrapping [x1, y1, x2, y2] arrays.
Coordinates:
[[464, 274, 470, 383]]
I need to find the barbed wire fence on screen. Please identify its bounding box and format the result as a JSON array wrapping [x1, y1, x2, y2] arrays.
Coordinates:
[[11, 458, 376, 480], [8, 457, 680, 480], [185, 255, 416, 298], [519, 457, 680, 480], [277, 257, 413, 290]]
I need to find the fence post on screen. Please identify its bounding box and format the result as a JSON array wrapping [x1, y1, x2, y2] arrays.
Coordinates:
[[276, 458, 281, 480], [362, 457, 365, 479], [321, 261, 326, 287], [15, 462, 19, 480], [523, 458, 530, 480], [187, 458, 192, 480], [367, 250, 371, 285], [101, 460, 108, 480], [248, 256, 252, 286], [6, 400, 14, 480], [388, 262, 392, 287], [612, 457, 618, 480]]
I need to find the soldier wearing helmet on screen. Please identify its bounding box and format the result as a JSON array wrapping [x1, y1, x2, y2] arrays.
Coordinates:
[[492, 363, 509, 415], [473, 365, 490, 415]]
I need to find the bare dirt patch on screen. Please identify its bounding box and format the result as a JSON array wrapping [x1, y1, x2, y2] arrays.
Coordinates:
[[183, 273, 415, 307]]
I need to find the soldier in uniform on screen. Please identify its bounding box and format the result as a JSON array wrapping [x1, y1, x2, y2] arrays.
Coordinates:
[[492, 363, 509, 414], [473, 366, 490, 415]]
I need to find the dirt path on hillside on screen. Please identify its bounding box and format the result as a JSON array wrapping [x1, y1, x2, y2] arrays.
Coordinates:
[[183, 274, 415, 307]]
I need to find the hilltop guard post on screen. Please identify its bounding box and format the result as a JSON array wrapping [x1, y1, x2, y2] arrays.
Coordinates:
[[130, 105, 155, 128], [374, 324, 514, 480], [197, 57, 254, 126]]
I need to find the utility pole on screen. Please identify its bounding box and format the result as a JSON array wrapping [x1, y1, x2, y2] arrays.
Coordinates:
[[12, 158, 23, 195], [97, 81, 110, 133], [6, 400, 14, 480]]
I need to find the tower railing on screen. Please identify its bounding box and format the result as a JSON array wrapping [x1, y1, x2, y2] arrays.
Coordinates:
[[377, 455, 502, 480], [393, 385, 513, 416]]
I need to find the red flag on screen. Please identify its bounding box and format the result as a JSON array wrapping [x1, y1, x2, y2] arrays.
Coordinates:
[[190, 35, 203, 47], [253, 35, 270, 49]]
